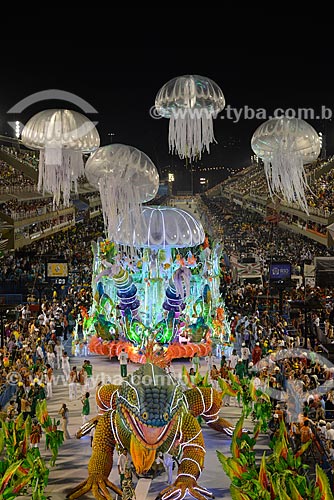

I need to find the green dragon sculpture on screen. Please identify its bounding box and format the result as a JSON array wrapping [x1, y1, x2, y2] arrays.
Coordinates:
[[67, 363, 234, 500]]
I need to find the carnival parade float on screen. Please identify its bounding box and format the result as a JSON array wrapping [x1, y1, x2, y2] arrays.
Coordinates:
[[84, 218, 230, 363]]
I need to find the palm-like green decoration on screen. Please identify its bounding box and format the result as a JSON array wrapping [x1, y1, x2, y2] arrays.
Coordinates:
[[0, 400, 63, 499], [217, 416, 334, 499]]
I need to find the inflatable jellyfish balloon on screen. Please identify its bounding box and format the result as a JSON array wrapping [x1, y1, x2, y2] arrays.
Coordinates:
[[251, 117, 321, 213], [155, 75, 225, 161], [85, 144, 159, 242], [116, 206, 205, 249], [21, 109, 100, 207]]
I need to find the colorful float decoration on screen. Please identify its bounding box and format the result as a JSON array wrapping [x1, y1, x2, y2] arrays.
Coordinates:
[[82, 206, 231, 362]]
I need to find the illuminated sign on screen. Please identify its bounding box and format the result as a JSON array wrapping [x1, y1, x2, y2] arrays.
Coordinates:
[[46, 262, 68, 278], [269, 262, 291, 280]]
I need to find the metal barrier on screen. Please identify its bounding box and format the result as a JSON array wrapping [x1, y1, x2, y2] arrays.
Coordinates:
[[0, 294, 22, 305]]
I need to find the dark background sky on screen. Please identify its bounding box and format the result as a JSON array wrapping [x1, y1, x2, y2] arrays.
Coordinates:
[[1, 42, 333, 190]]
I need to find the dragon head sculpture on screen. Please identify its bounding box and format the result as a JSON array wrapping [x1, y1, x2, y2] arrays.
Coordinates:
[[117, 363, 184, 473]]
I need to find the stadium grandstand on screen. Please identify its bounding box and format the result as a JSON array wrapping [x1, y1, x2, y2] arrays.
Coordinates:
[[205, 156, 334, 248]]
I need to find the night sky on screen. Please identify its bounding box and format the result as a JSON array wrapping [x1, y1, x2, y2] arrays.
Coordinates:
[[1, 43, 333, 190]]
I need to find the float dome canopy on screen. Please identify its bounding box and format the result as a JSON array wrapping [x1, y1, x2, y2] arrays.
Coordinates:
[[116, 206, 205, 249]]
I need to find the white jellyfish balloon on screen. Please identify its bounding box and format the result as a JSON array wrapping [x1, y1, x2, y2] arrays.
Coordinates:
[[251, 117, 321, 213], [21, 109, 100, 207], [155, 75, 225, 161], [85, 143, 160, 242]]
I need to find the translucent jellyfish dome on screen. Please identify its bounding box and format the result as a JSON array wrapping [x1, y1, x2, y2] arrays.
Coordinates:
[[21, 109, 100, 151], [115, 206, 205, 249], [251, 117, 321, 213], [85, 144, 160, 242], [155, 75, 225, 160], [21, 109, 100, 206], [251, 117, 320, 163], [85, 143, 159, 202]]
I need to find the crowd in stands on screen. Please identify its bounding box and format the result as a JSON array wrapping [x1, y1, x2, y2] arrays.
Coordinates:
[[306, 170, 334, 213], [216, 157, 334, 216], [80, 192, 100, 202], [0, 146, 95, 201], [1, 145, 39, 169], [14, 213, 75, 241], [201, 195, 333, 267], [0, 160, 35, 193], [267, 212, 328, 237], [1, 216, 104, 282], [224, 164, 268, 197], [0, 197, 68, 220], [0, 145, 168, 230], [77, 174, 89, 186]]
